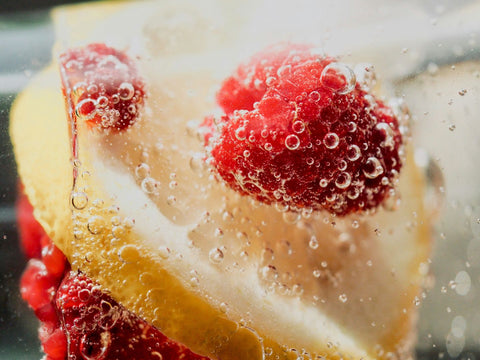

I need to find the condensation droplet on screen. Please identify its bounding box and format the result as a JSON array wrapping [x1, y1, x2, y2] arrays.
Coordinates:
[[285, 134, 300, 150], [320, 63, 356, 95], [324, 133, 340, 149]]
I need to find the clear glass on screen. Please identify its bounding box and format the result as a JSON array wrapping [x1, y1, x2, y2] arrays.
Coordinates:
[[1, 0, 479, 359]]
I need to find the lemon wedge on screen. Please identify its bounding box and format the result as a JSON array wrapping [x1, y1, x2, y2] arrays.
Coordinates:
[[11, 1, 432, 359]]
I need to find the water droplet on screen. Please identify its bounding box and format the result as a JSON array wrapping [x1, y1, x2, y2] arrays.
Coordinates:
[[118, 82, 135, 100], [285, 134, 300, 150], [71, 191, 88, 210], [209, 248, 224, 264], [324, 133, 339, 149], [320, 63, 356, 94], [335, 172, 351, 189], [363, 157, 384, 179]]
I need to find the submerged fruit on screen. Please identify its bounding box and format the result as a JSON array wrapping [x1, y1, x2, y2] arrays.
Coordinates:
[[203, 43, 404, 215], [59, 43, 146, 131], [10, 2, 432, 360]]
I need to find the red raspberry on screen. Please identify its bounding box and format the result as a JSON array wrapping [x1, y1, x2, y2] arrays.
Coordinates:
[[16, 191, 44, 259], [59, 43, 146, 131], [56, 271, 209, 360], [17, 194, 210, 360], [203, 43, 404, 216]]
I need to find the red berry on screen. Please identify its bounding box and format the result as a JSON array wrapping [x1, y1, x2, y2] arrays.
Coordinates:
[[20, 259, 57, 311], [59, 43, 146, 131], [41, 235, 67, 278], [16, 191, 44, 259], [40, 327, 67, 360], [203, 43, 404, 216], [56, 271, 209, 360]]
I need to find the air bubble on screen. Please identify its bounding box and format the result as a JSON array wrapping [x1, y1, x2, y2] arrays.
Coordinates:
[[264, 143, 273, 151], [75, 99, 97, 120], [118, 82, 135, 100], [354, 63, 376, 90], [71, 191, 88, 210], [335, 172, 351, 189], [324, 133, 339, 149], [80, 331, 110, 360], [376, 123, 395, 150], [135, 163, 151, 179], [309, 236, 319, 250], [118, 244, 140, 263], [320, 63, 356, 94], [260, 265, 278, 282], [87, 216, 105, 235], [292, 121, 306, 134], [235, 127, 247, 140], [283, 211, 300, 224], [141, 177, 159, 194], [347, 145, 361, 161], [209, 248, 225, 264], [285, 134, 300, 150], [97, 96, 108, 108], [338, 294, 348, 303], [363, 157, 384, 179]]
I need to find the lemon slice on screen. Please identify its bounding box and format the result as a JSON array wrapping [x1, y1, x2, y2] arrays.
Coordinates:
[[11, 1, 432, 359]]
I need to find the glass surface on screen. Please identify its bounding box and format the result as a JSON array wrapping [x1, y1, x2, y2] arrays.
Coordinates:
[[0, 1, 479, 359]]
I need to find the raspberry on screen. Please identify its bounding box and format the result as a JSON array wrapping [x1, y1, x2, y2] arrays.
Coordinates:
[[203, 43, 404, 216], [16, 191, 44, 259], [56, 271, 209, 360], [17, 194, 210, 360], [59, 43, 146, 131]]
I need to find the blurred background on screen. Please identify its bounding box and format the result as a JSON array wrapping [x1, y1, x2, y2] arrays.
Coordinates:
[[0, 1, 479, 359]]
